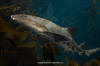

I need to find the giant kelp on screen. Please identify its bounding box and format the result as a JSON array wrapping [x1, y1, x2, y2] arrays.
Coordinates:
[[0, 16, 31, 42], [42, 43, 61, 62], [65, 57, 79, 66], [0, 14, 41, 66], [0, 0, 34, 17], [83, 57, 100, 66], [85, 0, 100, 31]]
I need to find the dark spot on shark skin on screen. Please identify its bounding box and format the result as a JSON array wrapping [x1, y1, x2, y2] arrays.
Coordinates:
[[67, 42, 70, 45], [65, 41, 72, 47], [62, 41, 67, 44]]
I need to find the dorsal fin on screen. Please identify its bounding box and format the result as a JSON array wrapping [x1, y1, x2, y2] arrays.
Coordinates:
[[68, 27, 77, 35], [64, 27, 77, 35]]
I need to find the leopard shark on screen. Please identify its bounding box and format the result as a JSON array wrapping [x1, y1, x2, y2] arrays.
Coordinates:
[[11, 14, 100, 56]]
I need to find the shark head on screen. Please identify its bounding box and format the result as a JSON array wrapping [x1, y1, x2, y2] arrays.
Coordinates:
[[11, 14, 35, 26], [11, 14, 48, 32], [11, 14, 29, 22]]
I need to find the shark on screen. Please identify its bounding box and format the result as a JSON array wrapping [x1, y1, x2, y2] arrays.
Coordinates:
[[11, 14, 100, 56]]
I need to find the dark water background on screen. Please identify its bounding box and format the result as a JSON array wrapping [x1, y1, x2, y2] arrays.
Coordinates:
[[32, 0, 100, 62]]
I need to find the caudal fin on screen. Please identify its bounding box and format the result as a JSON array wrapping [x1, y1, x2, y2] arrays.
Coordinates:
[[85, 47, 100, 56]]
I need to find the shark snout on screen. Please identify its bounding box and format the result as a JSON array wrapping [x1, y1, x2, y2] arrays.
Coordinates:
[[11, 15, 16, 20]]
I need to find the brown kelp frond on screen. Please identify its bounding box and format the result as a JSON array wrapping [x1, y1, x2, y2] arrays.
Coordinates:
[[0, 15, 41, 65], [42, 43, 61, 62], [65, 57, 79, 66], [0, 16, 31, 40], [83, 57, 100, 66]]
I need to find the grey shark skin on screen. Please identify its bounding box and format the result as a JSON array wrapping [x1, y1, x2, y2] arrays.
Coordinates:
[[11, 14, 100, 56]]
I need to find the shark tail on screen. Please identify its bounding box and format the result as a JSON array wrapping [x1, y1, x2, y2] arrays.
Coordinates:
[[84, 47, 100, 56]]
